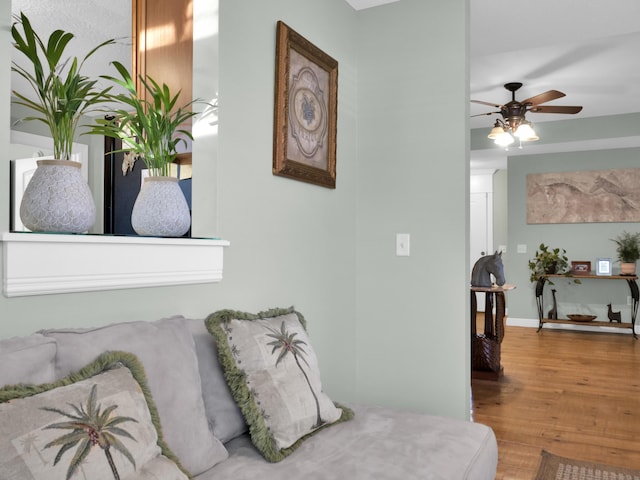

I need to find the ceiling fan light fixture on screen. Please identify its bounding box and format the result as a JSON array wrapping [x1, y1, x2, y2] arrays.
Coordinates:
[[487, 123, 505, 140], [474, 82, 583, 149], [494, 131, 514, 147], [514, 122, 539, 142]]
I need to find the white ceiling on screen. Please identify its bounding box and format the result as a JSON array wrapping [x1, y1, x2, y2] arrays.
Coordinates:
[[471, 0, 640, 169], [11, 0, 131, 51], [10, 0, 131, 112], [11, 1, 640, 169], [469, 0, 640, 128]]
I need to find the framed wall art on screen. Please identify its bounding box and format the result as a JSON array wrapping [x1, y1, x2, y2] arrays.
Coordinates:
[[527, 168, 640, 224], [273, 21, 338, 188]]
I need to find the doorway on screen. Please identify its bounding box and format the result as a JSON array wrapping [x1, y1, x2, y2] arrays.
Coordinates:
[[470, 172, 495, 311]]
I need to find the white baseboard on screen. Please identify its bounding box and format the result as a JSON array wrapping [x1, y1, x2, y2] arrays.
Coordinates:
[[507, 317, 638, 336], [506, 317, 538, 328]]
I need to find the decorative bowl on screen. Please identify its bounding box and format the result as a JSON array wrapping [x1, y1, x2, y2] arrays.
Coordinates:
[[567, 314, 597, 322]]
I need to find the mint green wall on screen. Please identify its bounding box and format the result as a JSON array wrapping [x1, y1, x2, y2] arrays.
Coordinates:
[[506, 146, 640, 322], [211, 0, 360, 405], [471, 113, 640, 152], [1, 0, 471, 419], [493, 169, 508, 251], [355, 0, 470, 418]]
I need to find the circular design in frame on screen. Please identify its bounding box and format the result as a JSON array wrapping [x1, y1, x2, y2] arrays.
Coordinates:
[[288, 67, 328, 159]]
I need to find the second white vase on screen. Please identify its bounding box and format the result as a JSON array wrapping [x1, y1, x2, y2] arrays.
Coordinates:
[[131, 176, 191, 237]]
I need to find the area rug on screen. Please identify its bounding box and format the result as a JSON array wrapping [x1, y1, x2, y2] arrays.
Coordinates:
[[535, 450, 640, 480]]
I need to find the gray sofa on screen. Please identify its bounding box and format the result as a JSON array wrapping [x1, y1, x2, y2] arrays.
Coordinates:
[[0, 315, 497, 479]]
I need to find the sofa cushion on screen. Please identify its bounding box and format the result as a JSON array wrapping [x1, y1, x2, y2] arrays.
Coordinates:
[[0, 351, 189, 480], [185, 318, 248, 443], [194, 404, 498, 480], [206, 307, 353, 462], [40, 316, 228, 475], [0, 334, 57, 387]]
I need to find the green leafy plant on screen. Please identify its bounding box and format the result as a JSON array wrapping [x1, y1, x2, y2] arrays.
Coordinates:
[[611, 231, 640, 263], [90, 61, 200, 177], [42, 384, 138, 480], [265, 321, 325, 429], [528, 243, 578, 284], [11, 12, 114, 160]]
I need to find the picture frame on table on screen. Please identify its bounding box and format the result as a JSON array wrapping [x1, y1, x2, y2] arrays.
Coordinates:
[[571, 261, 591, 276], [596, 258, 612, 276], [273, 21, 338, 189]]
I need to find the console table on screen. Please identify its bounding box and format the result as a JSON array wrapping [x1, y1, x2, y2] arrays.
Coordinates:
[[535, 273, 638, 339], [471, 284, 516, 380]]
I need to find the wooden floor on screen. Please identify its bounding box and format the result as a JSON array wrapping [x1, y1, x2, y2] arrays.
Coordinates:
[[471, 325, 640, 479]]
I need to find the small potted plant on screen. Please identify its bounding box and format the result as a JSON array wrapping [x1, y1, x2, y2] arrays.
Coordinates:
[[91, 61, 200, 237], [611, 231, 640, 275], [528, 243, 576, 285], [11, 12, 114, 233]]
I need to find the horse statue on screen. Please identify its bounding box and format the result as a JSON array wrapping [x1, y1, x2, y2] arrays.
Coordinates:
[[471, 251, 506, 287]]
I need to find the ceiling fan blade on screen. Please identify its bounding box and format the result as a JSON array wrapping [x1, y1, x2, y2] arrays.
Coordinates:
[[528, 105, 583, 114], [471, 99, 503, 108], [471, 111, 500, 118], [521, 90, 565, 106]]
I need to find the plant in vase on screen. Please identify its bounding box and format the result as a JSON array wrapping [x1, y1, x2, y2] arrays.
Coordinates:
[[528, 243, 580, 285], [11, 12, 114, 233], [611, 231, 640, 275], [91, 61, 199, 237]]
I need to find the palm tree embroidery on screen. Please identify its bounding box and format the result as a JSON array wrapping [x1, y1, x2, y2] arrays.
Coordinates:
[[265, 320, 325, 429], [41, 383, 138, 480]]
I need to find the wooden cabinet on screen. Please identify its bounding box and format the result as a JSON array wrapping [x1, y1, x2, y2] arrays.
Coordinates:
[[535, 274, 639, 338], [132, 0, 193, 164]]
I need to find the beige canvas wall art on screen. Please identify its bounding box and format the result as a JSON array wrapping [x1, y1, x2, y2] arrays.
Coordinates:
[[527, 168, 640, 224]]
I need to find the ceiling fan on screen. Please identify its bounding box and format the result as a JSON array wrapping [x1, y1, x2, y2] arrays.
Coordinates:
[[472, 82, 583, 145]]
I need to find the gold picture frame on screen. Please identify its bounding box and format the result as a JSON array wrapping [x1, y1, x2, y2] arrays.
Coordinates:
[[273, 21, 338, 188]]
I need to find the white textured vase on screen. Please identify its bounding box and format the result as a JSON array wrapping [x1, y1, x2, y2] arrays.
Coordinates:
[[20, 159, 96, 233], [131, 176, 191, 237]]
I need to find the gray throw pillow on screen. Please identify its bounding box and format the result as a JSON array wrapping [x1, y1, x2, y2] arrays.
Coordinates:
[[0, 334, 57, 387], [185, 318, 248, 443], [40, 316, 228, 475]]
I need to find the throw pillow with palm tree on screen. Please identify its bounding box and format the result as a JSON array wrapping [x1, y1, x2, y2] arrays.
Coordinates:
[[42, 384, 137, 480], [206, 307, 354, 463], [265, 321, 326, 429], [0, 353, 190, 480]]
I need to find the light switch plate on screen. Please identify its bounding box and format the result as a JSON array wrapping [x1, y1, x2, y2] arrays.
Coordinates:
[[396, 233, 410, 256]]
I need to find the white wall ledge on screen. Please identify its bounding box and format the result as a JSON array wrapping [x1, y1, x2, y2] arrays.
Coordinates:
[[1, 232, 230, 297]]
